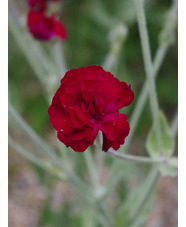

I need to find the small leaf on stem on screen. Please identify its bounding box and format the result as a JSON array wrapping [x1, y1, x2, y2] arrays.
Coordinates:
[[146, 111, 177, 176]]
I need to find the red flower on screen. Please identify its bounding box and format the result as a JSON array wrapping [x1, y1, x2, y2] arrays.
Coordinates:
[[48, 65, 134, 152], [27, 10, 67, 41]]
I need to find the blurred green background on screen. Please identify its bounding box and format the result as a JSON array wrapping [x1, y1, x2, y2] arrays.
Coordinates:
[[9, 0, 177, 226]]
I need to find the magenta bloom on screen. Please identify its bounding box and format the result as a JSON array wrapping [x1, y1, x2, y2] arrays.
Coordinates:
[[48, 65, 134, 152], [27, 10, 67, 41]]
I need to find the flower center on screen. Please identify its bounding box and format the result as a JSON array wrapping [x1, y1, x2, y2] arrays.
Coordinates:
[[80, 98, 101, 122]]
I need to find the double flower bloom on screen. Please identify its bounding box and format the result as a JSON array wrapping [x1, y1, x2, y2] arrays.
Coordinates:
[[48, 65, 134, 152], [27, 0, 67, 41]]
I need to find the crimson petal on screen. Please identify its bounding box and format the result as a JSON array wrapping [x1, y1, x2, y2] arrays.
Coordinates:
[[99, 112, 130, 152]]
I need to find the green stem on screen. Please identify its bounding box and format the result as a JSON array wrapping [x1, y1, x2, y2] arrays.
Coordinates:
[[103, 23, 128, 75], [9, 15, 45, 85], [135, 0, 161, 148], [84, 147, 113, 225], [9, 104, 60, 166], [129, 166, 159, 227], [123, 45, 168, 151], [84, 149, 112, 224], [26, 36, 57, 76], [57, 142, 72, 170], [95, 132, 104, 175], [52, 41, 67, 77], [90, 1, 115, 29], [84, 134, 105, 196], [9, 0, 57, 77], [107, 149, 165, 164], [9, 136, 47, 169], [76, 197, 112, 227], [84, 149, 99, 187], [8, 136, 67, 181], [97, 202, 114, 227], [9, 15, 53, 101]]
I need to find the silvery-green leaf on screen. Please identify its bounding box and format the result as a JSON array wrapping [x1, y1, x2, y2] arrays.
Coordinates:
[[146, 111, 174, 158], [146, 112, 177, 176]]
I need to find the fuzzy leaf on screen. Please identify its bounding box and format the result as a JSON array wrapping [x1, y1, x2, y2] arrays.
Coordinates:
[[146, 112, 177, 176], [146, 111, 174, 158]]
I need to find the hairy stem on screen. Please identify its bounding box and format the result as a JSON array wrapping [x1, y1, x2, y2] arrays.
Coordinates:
[[84, 149, 100, 187], [103, 23, 128, 75], [9, 104, 59, 165], [123, 44, 168, 151], [52, 41, 67, 77], [129, 166, 159, 227], [107, 149, 166, 164], [135, 0, 161, 148], [8, 136, 67, 181]]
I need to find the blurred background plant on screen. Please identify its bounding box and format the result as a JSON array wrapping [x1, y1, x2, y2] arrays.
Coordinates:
[[8, 0, 178, 227]]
